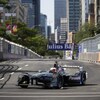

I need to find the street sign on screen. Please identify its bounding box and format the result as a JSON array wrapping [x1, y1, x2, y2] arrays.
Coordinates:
[[47, 43, 72, 50]]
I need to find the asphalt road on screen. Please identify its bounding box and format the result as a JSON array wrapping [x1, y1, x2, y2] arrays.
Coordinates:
[[0, 59, 100, 100]]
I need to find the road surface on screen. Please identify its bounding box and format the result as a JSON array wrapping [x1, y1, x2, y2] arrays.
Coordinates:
[[0, 59, 100, 100]]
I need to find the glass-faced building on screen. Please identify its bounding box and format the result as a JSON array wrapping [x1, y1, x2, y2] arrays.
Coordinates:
[[54, 0, 67, 43], [21, 0, 40, 28], [67, 0, 81, 32], [40, 14, 47, 39], [54, 0, 67, 29]]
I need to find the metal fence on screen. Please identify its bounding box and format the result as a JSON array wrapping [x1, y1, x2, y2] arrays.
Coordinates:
[[78, 34, 100, 62]]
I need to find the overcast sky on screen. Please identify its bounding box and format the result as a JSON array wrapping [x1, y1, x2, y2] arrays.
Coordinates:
[[40, 0, 54, 33]]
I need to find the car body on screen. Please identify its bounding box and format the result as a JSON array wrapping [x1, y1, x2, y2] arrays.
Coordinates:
[[17, 65, 88, 88]]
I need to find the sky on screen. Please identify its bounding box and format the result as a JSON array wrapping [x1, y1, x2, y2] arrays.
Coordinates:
[[40, 0, 54, 33]]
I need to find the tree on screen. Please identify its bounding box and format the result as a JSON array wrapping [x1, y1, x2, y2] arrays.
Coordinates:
[[0, 0, 9, 5], [30, 34, 48, 56], [95, 23, 100, 34], [75, 23, 96, 43]]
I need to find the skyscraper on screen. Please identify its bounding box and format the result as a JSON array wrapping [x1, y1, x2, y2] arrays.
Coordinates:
[[88, 0, 95, 24], [66, 0, 81, 33], [54, 0, 67, 43], [54, 0, 67, 29], [21, 0, 40, 28], [81, 0, 89, 25], [88, 0, 100, 25], [95, 0, 100, 24], [40, 14, 47, 39]]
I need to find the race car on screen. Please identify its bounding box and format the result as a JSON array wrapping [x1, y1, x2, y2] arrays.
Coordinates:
[[17, 65, 88, 88]]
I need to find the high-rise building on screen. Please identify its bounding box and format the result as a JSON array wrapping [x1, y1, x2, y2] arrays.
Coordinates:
[[95, 0, 100, 24], [1, 0, 27, 24], [66, 0, 81, 33], [60, 18, 67, 43], [21, 0, 40, 28], [54, 0, 67, 43], [88, 0, 100, 25], [47, 26, 51, 41], [40, 13, 47, 39], [54, 0, 67, 29], [88, 0, 95, 24], [81, 0, 89, 25]]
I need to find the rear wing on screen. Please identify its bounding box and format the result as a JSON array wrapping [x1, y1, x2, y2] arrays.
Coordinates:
[[62, 65, 84, 75]]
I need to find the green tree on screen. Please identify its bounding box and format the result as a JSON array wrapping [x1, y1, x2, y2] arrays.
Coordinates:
[[75, 23, 96, 43], [0, 25, 6, 37], [95, 23, 100, 34], [0, 0, 9, 5], [31, 34, 48, 56]]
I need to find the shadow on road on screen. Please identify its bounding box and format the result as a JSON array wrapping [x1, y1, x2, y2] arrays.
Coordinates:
[[16, 83, 98, 90]]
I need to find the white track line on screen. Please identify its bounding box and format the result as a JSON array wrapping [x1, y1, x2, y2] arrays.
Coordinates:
[[0, 78, 4, 80], [0, 92, 100, 95], [0, 95, 100, 98], [10, 72, 14, 75], [17, 68, 22, 70], [25, 64, 28, 67]]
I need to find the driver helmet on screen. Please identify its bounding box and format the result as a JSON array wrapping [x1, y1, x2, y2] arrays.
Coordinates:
[[54, 61, 59, 69], [50, 67, 57, 73]]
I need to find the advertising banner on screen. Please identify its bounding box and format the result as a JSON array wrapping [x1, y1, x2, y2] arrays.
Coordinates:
[[47, 43, 72, 50]]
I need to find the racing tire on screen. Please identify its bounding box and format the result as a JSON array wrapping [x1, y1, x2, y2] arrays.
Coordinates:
[[18, 75, 30, 88], [80, 73, 86, 85]]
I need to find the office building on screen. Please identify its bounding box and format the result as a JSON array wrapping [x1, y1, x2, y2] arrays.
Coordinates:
[[88, 0, 95, 23], [54, 0, 67, 29], [21, 0, 40, 28], [40, 13, 47, 38], [88, 0, 100, 25], [81, 0, 89, 25], [54, 0, 67, 43], [60, 18, 67, 43], [95, 0, 100, 24], [47, 26, 52, 41], [1, 0, 27, 24], [66, 0, 81, 33]]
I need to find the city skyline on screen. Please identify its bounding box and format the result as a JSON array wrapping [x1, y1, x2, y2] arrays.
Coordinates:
[[40, 0, 54, 33]]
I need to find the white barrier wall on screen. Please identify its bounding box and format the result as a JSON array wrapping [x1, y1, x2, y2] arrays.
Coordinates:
[[0, 37, 42, 60]]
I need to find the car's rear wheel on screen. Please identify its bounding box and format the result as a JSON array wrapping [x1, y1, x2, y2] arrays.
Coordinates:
[[18, 75, 30, 88]]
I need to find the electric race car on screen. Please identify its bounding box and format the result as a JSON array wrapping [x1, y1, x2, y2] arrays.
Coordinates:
[[17, 65, 88, 88]]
